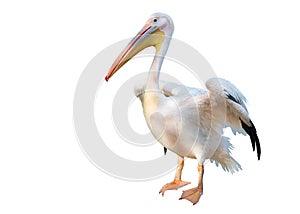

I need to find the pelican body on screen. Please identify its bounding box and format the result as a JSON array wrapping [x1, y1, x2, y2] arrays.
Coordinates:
[[105, 13, 261, 205]]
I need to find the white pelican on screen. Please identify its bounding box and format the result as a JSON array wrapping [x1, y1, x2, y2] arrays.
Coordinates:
[[105, 13, 261, 205]]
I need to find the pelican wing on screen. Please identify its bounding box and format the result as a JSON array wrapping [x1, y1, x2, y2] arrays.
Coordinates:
[[205, 78, 261, 160]]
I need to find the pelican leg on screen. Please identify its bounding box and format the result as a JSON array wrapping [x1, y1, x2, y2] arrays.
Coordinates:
[[159, 156, 191, 196], [179, 164, 204, 205]]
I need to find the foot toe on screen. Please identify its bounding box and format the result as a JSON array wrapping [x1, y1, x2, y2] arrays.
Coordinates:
[[179, 187, 202, 205], [159, 180, 191, 196]]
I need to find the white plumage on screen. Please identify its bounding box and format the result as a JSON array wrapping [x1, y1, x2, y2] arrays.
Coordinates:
[[105, 13, 260, 205]]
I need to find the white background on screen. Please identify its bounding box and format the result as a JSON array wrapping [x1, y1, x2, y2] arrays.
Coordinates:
[[1, 0, 300, 213]]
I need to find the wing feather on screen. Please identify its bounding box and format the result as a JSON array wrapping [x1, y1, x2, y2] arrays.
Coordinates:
[[205, 78, 261, 160]]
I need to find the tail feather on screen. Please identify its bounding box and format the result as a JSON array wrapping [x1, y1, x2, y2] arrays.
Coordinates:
[[210, 155, 242, 174], [210, 137, 242, 174]]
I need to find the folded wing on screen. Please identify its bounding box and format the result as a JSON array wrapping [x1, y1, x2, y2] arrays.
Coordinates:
[[205, 78, 261, 160]]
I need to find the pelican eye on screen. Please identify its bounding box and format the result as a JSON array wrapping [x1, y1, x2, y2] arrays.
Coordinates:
[[153, 18, 157, 23]]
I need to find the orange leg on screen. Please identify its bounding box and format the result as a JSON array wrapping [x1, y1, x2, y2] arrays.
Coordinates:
[[159, 156, 191, 196], [179, 164, 204, 205]]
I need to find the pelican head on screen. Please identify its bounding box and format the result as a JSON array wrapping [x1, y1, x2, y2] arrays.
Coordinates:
[[105, 13, 174, 81]]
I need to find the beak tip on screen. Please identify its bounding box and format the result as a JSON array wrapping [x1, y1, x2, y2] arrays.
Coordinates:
[[105, 76, 109, 82]]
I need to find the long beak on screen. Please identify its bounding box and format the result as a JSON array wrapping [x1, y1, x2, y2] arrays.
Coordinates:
[[105, 25, 161, 81]]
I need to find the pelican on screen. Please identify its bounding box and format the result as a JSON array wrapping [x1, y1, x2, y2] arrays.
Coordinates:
[[105, 13, 261, 205]]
